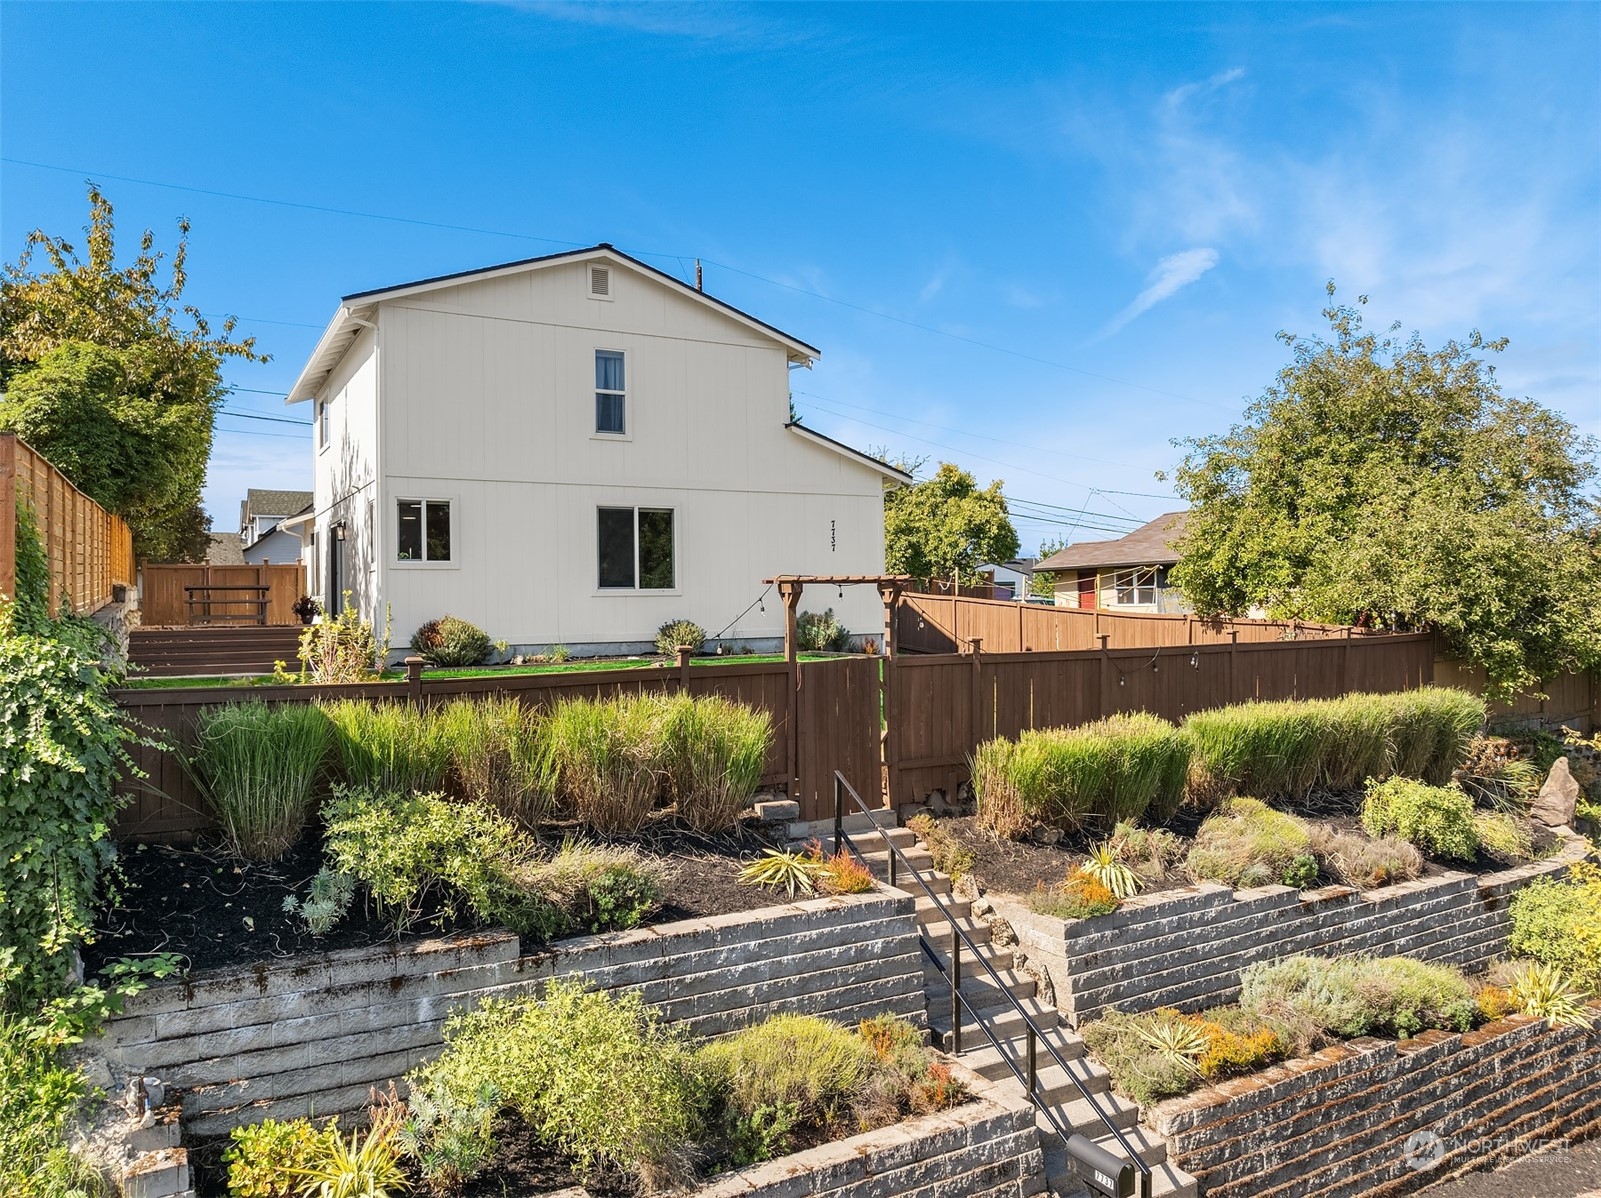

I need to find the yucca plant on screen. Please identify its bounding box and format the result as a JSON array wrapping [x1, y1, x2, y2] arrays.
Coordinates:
[[293, 1105, 409, 1198], [660, 694, 773, 833], [322, 699, 451, 795], [186, 701, 332, 859], [1081, 842, 1142, 899], [739, 847, 824, 897], [1510, 962, 1595, 1030], [1130, 1015, 1209, 1075]]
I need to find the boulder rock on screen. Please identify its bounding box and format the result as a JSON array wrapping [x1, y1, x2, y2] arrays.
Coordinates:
[[1532, 756, 1581, 828]]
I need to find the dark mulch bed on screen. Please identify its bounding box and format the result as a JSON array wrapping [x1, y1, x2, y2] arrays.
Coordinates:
[[87, 818, 784, 977], [935, 790, 1560, 901]]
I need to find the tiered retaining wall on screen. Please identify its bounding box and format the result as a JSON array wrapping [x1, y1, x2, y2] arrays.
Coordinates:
[[92, 889, 923, 1138], [696, 1058, 1045, 1198], [1148, 1007, 1601, 1198], [997, 833, 1589, 1022]]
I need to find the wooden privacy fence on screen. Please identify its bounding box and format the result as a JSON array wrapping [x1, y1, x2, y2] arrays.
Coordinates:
[[885, 634, 1437, 808], [112, 654, 883, 841], [1435, 658, 1599, 734], [897, 591, 1377, 655], [141, 562, 306, 626], [0, 432, 134, 615]]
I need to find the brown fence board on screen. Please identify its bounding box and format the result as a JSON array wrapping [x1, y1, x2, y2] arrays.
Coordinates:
[[0, 432, 133, 615], [141, 563, 305, 626]]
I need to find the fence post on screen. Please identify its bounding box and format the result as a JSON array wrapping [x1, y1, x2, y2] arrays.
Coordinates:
[[0, 434, 14, 603], [970, 638, 984, 745], [1097, 633, 1111, 717], [404, 655, 425, 709], [1228, 629, 1240, 702], [676, 644, 693, 691]]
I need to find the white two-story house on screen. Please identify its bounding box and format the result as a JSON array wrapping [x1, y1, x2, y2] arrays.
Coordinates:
[[285, 244, 909, 656]]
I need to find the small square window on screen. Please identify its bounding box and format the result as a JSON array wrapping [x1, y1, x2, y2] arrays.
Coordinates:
[[595, 350, 626, 435], [398, 499, 451, 562], [1113, 568, 1158, 606], [597, 506, 674, 590]]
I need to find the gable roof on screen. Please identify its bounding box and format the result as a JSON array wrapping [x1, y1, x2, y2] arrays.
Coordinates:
[[206, 532, 245, 566], [244, 488, 314, 518], [1035, 511, 1190, 573], [784, 422, 915, 484], [287, 244, 819, 403]]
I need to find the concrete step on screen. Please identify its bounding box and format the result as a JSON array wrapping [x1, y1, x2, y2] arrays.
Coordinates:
[[858, 844, 933, 876], [1039, 1117, 1169, 1168], [928, 995, 1060, 1049], [917, 907, 988, 941], [923, 966, 1035, 1012], [920, 942, 1014, 978]]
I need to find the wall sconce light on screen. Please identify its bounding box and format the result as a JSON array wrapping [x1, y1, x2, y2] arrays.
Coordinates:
[[1189, 652, 1199, 669], [334, 520, 348, 542]]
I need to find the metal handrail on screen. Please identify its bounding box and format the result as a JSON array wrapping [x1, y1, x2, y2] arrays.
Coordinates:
[[832, 770, 1154, 1198]]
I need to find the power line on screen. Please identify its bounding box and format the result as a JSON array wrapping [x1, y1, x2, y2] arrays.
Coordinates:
[[219, 408, 311, 426], [3, 155, 1226, 412]]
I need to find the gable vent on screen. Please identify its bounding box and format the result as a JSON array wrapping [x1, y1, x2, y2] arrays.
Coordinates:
[[589, 265, 611, 298]]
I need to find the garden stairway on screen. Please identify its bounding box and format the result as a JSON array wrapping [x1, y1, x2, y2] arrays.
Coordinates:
[[846, 815, 1198, 1198]]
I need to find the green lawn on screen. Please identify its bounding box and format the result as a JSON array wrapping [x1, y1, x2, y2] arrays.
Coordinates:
[[118, 653, 839, 690]]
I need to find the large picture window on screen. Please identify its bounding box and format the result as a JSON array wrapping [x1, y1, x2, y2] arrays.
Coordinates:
[[398, 499, 452, 562], [1112, 567, 1158, 606], [595, 350, 626, 435], [597, 506, 674, 590]]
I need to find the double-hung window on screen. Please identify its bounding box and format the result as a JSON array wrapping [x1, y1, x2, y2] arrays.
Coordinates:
[[597, 506, 674, 590], [595, 350, 626, 435], [1113, 567, 1158, 606], [397, 499, 452, 563]]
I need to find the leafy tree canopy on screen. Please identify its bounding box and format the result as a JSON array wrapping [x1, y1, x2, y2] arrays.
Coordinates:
[[885, 462, 1020, 583], [0, 185, 265, 561], [1029, 536, 1069, 598], [1168, 285, 1601, 701]]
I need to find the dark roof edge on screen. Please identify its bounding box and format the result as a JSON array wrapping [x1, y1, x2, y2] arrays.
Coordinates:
[[341, 243, 821, 358]]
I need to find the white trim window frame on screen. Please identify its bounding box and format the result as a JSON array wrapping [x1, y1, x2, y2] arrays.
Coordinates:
[[594, 348, 627, 438], [1112, 566, 1159, 606], [394, 496, 456, 567], [596, 505, 676, 592], [318, 398, 330, 452]]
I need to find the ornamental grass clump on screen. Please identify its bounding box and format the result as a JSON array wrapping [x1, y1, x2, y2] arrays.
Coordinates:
[[437, 697, 555, 826], [1387, 687, 1487, 785], [1306, 824, 1423, 889], [1185, 798, 1319, 889], [973, 712, 1190, 838], [659, 694, 772, 833], [323, 699, 451, 795], [1361, 776, 1480, 861], [1239, 954, 1477, 1042], [186, 700, 331, 859], [545, 694, 666, 832], [1182, 700, 1332, 804]]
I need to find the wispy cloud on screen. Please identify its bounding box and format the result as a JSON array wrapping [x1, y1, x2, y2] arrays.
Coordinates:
[[490, 1, 815, 47], [1098, 248, 1219, 338], [1162, 67, 1246, 112]]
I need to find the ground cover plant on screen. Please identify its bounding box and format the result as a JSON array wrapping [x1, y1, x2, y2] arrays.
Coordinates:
[[973, 712, 1191, 838], [1028, 869, 1121, 920], [1360, 776, 1480, 861], [185, 701, 331, 859], [1185, 798, 1319, 889]]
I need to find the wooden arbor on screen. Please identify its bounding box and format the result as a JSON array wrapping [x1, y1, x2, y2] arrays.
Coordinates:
[[762, 574, 911, 810]]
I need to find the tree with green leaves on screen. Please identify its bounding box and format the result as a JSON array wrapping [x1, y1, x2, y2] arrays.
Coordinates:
[[1, 185, 265, 561], [1168, 285, 1601, 701], [884, 462, 1019, 583]]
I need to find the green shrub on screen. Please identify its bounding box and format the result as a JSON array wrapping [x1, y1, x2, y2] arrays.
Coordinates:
[[223, 1116, 341, 1198], [1183, 688, 1486, 803], [322, 788, 552, 934], [322, 699, 450, 795], [405, 981, 703, 1190], [1240, 954, 1477, 1040], [0, 1015, 105, 1198], [660, 694, 772, 833], [1186, 798, 1318, 889], [1508, 863, 1601, 990], [10, 500, 50, 633], [697, 1014, 873, 1129], [973, 712, 1191, 838], [0, 608, 134, 1009], [655, 619, 706, 657], [411, 615, 493, 668], [1080, 1009, 1205, 1106], [546, 694, 666, 832], [1307, 824, 1423, 888], [297, 599, 386, 683], [437, 697, 555, 826], [1473, 811, 1533, 860], [796, 609, 851, 652], [186, 701, 331, 859], [512, 838, 665, 934], [1361, 777, 1479, 860]]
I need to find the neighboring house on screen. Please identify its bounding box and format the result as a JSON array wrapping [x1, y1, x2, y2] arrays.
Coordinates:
[[239, 489, 314, 566], [284, 244, 912, 655], [977, 558, 1038, 601], [1035, 511, 1190, 612], [205, 531, 246, 566]]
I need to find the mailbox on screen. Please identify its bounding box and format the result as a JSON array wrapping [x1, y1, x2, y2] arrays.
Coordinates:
[[1066, 1133, 1137, 1198]]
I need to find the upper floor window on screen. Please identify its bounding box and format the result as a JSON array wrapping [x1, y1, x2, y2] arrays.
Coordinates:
[[595, 350, 626, 435], [597, 506, 674, 590], [318, 399, 330, 449], [1112, 567, 1159, 606], [398, 499, 452, 562]]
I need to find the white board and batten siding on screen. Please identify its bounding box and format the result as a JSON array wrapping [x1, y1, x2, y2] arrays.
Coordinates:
[[300, 252, 893, 653]]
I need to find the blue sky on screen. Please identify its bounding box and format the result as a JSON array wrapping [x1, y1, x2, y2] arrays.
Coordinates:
[[3, 2, 1597, 551]]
